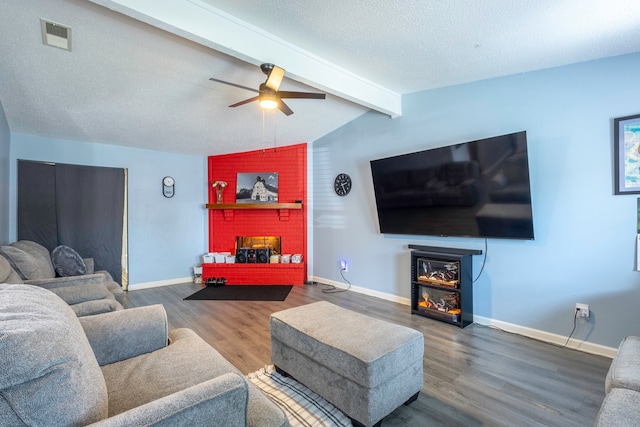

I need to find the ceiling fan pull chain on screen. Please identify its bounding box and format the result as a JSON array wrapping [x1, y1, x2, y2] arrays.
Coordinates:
[[273, 111, 277, 153]]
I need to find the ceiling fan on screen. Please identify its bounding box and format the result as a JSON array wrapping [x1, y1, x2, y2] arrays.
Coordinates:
[[209, 63, 326, 116]]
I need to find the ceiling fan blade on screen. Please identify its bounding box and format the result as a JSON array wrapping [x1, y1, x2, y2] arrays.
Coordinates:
[[264, 65, 285, 92], [209, 78, 259, 93], [229, 96, 259, 107], [277, 99, 294, 116], [277, 91, 326, 100]]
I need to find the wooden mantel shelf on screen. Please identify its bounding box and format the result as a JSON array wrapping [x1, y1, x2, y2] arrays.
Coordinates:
[[206, 202, 302, 221], [206, 203, 302, 210]]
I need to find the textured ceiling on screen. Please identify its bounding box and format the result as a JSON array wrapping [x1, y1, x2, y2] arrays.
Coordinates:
[[202, 0, 640, 93], [1, 0, 639, 156]]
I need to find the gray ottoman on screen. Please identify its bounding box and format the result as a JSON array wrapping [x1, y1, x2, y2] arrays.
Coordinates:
[[270, 301, 424, 427]]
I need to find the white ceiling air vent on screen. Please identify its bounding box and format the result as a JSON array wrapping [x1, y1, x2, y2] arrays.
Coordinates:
[[40, 19, 71, 51]]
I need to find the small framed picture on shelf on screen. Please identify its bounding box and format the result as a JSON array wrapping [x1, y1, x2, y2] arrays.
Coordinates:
[[235, 172, 279, 203], [614, 113, 640, 194]]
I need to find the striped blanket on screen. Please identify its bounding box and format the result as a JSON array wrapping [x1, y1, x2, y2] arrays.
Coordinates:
[[246, 366, 352, 427]]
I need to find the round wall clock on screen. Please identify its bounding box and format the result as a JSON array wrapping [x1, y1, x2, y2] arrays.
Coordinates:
[[334, 173, 352, 196], [162, 176, 175, 198]]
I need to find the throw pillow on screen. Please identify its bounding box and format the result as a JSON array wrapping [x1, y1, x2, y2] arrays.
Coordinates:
[[51, 245, 87, 277], [0, 245, 53, 280], [11, 240, 56, 278]]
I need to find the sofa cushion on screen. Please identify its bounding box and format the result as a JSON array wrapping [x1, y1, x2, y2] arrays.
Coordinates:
[[101, 328, 287, 427], [70, 297, 123, 317], [605, 336, 640, 393], [0, 246, 49, 280], [594, 388, 640, 426], [12, 240, 53, 264], [51, 244, 87, 276], [0, 240, 56, 280], [0, 284, 108, 426], [0, 256, 23, 284]]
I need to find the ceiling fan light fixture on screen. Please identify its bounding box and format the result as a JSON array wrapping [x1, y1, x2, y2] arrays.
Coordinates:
[[260, 99, 278, 109], [259, 91, 278, 109]]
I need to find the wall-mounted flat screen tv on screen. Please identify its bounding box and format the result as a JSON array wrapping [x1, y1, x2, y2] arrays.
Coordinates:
[[370, 131, 534, 240]]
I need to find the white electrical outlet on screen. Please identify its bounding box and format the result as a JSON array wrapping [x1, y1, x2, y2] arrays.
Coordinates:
[[576, 303, 590, 318], [340, 259, 348, 272]]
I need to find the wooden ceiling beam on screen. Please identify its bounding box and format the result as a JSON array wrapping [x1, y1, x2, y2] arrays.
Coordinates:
[[88, 0, 402, 117]]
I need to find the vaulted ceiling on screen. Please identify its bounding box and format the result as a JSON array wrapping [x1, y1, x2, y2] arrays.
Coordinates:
[[1, 0, 639, 156]]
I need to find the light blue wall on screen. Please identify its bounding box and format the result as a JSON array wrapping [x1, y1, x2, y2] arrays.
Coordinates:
[[312, 52, 640, 348], [0, 101, 9, 244], [9, 134, 207, 285]]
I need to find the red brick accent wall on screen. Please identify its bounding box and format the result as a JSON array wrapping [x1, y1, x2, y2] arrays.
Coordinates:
[[206, 144, 307, 285]]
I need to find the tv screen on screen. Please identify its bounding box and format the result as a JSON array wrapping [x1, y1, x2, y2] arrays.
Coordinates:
[[370, 131, 534, 240]]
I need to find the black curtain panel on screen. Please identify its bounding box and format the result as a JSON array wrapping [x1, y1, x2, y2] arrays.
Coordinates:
[[55, 164, 124, 284], [17, 161, 58, 251], [17, 161, 125, 285]]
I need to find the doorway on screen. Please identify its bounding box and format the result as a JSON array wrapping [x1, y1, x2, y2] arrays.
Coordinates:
[[17, 160, 128, 289]]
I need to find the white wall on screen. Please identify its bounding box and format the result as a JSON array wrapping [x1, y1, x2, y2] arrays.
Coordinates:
[[9, 133, 207, 285], [0, 100, 10, 244], [312, 52, 640, 350]]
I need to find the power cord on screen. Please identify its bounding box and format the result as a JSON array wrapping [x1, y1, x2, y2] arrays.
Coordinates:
[[322, 268, 352, 293], [472, 238, 488, 283], [561, 308, 579, 348]]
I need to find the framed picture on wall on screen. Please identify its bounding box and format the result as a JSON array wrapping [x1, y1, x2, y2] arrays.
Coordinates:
[[614, 113, 640, 194], [236, 172, 279, 203]]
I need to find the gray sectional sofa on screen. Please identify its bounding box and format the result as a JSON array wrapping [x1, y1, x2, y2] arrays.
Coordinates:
[[0, 283, 288, 427], [0, 240, 123, 316], [595, 336, 640, 425]]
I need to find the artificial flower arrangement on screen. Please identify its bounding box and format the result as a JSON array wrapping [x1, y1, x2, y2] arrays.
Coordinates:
[[211, 181, 227, 189], [212, 181, 228, 203]]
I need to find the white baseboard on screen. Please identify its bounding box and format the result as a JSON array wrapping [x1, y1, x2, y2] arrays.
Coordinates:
[[127, 276, 192, 291], [473, 315, 616, 358], [310, 276, 616, 359]]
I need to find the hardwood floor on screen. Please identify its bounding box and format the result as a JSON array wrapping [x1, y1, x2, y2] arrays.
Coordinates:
[[122, 282, 611, 427]]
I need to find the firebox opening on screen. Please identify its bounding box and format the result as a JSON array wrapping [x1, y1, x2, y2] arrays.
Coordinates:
[[236, 236, 281, 255]]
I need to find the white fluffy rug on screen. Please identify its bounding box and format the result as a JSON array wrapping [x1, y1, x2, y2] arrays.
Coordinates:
[[247, 366, 352, 427]]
